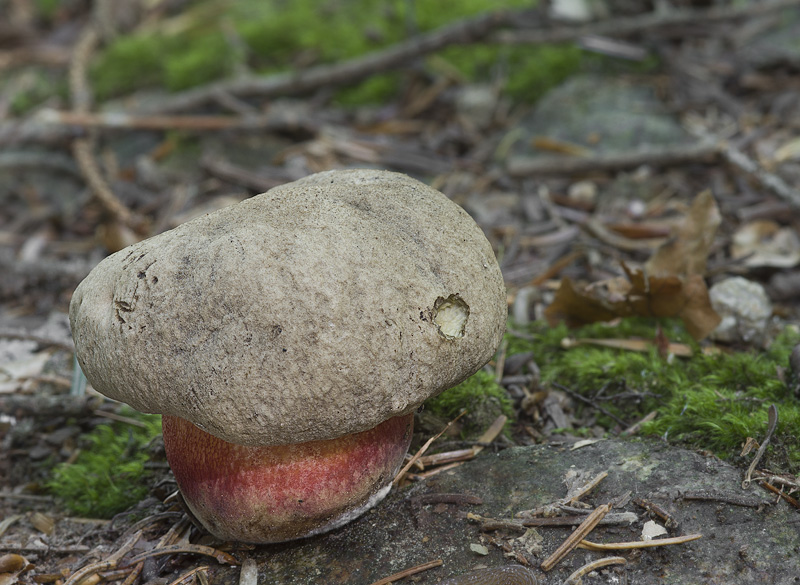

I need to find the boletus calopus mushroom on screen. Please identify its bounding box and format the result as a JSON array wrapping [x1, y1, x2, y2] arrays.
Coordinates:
[[69, 169, 507, 543]]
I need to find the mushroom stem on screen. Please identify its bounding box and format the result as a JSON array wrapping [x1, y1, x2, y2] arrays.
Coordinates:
[[162, 412, 414, 543]]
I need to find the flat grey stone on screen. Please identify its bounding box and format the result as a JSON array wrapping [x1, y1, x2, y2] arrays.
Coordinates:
[[212, 438, 800, 584]]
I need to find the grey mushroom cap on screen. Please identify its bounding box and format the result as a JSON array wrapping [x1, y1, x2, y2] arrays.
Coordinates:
[[69, 169, 507, 446]]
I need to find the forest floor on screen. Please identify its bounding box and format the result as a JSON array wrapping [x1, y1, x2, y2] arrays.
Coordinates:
[[2, 1, 800, 584]]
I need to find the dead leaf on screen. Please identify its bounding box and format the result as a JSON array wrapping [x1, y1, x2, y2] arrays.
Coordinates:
[[0, 554, 32, 585], [731, 220, 800, 268], [544, 264, 721, 340], [646, 189, 720, 277]]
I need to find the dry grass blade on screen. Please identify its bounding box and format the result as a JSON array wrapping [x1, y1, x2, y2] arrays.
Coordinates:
[[123, 544, 239, 567], [167, 565, 210, 585], [578, 533, 703, 550], [564, 557, 627, 584], [393, 411, 466, 486], [63, 532, 142, 585], [743, 404, 778, 488]]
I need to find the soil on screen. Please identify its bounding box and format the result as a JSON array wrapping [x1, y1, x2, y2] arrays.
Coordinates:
[[2, 1, 800, 584]]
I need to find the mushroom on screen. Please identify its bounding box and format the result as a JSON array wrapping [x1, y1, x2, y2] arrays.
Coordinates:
[[69, 169, 507, 543]]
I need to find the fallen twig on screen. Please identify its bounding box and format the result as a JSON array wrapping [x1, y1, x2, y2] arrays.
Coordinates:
[[123, 543, 239, 567], [540, 503, 612, 571], [685, 120, 800, 210], [68, 23, 145, 234], [473, 511, 636, 531], [138, 11, 511, 114], [393, 411, 466, 486], [759, 481, 800, 509], [367, 559, 443, 585], [63, 531, 141, 585], [493, 0, 800, 45], [506, 140, 719, 177], [633, 497, 679, 529], [680, 490, 766, 508]]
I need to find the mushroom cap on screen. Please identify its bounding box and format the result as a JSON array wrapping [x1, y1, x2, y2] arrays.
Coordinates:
[[69, 169, 507, 446]]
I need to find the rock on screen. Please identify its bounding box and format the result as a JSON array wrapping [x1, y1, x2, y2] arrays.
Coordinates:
[[709, 277, 773, 346], [203, 439, 800, 584], [511, 75, 691, 158]]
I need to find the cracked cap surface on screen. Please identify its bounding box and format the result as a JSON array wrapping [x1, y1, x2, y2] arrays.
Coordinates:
[[69, 169, 507, 446]]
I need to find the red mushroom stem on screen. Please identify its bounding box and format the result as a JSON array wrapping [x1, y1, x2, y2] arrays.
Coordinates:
[[162, 412, 413, 543]]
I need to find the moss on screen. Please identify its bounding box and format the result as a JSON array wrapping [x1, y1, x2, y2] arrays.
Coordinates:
[[508, 318, 800, 473], [425, 369, 514, 438], [91, 34, 168, 99], [47, 409, 162, 518], [33, 0, 61, 21], [88, 0, 546, 104]]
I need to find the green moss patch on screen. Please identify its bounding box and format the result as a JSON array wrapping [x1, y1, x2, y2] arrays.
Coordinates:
[[47, 409, 162, 518], [425, 369, 514, 438], [507, 318, 800, 473], [88, 0, 594, 105]]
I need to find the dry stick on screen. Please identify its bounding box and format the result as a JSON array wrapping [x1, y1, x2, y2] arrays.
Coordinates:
[[506, 140, 719, 178], [367, 559, 444, 585], [540, 503, 612, 572], [63, 532, 142, 585], [139, 11, 510, 114], [72, 139, 137, 227], [563, 557, 627, 585], [393, 411, 467, 486], [578, 533, 702, 551], [68, 25, 142, 232], [565, 471, 607, 506], [759, 481, 800, 509], [166, 565, 210, 585], [685, 121, 800, 211], [123, 544, 239, 567], [633, 497, 679, 529], [37, 109, 310, 132], [476, 512, 635, 531], [722, 140, 800, 210], [136, 0, 798, 115], [493, 0, 800, 45], [743, 404, 779, 488]]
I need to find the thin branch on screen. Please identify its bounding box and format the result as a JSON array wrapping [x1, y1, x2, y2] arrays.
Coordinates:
[[367, 559, 443, 585], [493, 0, 800, 45], [685, 120, 800, 210], [138, 11, 511, 114], [540, 503, 611, 571], [507, 140, 719, 177], [68, 24, 145, 232]]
